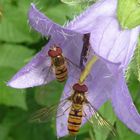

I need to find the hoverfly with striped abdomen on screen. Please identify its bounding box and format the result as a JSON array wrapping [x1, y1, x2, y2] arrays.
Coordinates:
[[45, 44, 80, 83], [48, 45, 68, 82], [30, 82, 116, 136]]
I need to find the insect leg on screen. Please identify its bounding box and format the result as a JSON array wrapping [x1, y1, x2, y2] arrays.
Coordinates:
[[57, 105, 71, 118]]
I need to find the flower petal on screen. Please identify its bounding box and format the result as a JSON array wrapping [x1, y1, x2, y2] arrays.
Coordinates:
[[111, 72, 140, 134], [29, 4, 77, 38], [56, 59, 118, 137], [66, 0, 117, 33], [7, 41, 54, 88], [7, 32, 83, 88], [90, 17, 139, 67]]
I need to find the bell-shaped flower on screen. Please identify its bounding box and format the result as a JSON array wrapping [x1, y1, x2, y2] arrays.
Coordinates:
[[7, 0, 117, 88], [7, 0, 140, 138], [57, 19, 140, 137]]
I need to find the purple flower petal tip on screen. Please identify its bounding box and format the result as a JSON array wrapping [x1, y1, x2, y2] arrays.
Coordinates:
[[28, 3, 55, 36], [28, 4, 77, 37], [7, 64, 54, 89], [111, 73, 140, 134], [7, 43, 56, 89]]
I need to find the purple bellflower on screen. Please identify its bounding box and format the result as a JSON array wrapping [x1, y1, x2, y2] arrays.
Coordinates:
[[57, 8, 140, 140], [7, 0, 116, 88], [7, 0, 140, 138]]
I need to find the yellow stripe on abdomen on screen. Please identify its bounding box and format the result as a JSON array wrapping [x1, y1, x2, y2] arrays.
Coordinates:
[[68, 105, 82, 135], [55, 64, 67, 82]]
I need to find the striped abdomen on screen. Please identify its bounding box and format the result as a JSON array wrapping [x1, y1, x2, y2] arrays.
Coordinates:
[[68, 104, 83, 135], [55, 64, 67, 82]]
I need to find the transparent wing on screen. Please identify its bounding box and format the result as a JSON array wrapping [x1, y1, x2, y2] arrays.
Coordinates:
[[65, 57, 81, 80], [29, 97, 72, 123], [41, 54, 58, 84], [65, 57, 80, 69], [83, 100, 117, 136], [29, 105, 56, 123]]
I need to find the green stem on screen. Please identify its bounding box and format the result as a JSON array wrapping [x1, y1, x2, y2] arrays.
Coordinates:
[[79, 56, 99, 84]]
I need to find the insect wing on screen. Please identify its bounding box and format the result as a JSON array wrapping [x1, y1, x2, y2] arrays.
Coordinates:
[[29, 99, 70, 123], [65, 57, 82, 80], [29, 106, 55, 123], [42, 56, 56, 83], [83, 101, 117, 136]]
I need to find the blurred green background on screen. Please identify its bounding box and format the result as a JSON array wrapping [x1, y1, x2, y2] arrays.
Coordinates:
[[0, 0, 140, 140]]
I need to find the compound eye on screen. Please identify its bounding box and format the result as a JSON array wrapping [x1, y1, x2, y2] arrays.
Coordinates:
[[48, 46, 62, 57], [73, 83, 88, 93]]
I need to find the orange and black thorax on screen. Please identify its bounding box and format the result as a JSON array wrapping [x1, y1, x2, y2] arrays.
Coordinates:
[[72, 83, 88, 104], [48, 46, 68, 82], [68, 83, 88, 135]]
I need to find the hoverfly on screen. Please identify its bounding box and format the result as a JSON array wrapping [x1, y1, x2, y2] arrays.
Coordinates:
[[80, 33, 90, 69], [46, 44, 80, 83], [30, 82, 116, 136], [48, 45, 68, 82]]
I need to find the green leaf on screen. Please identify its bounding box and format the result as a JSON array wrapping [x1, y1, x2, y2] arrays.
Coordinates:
[[44, 4, 74, 25], [0, 44, 34, 69], [0, 43, 35, 109], [34, 80, 64, 106], [0, 0, 39, 43], [93, 101, 117, 140], [126, 65, 140, 112], [135, 38, 140, 81], [126, 38, 140, 82], [19, 0, 75, 27], [0, 98, 56, 140], [79, 123, 92, 135], [60, 0, 96, 17], [0, 123, 11, 140], [128, 74, 140, 100], [0, 67, 27, 110], [117, 0, 140, 29]]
